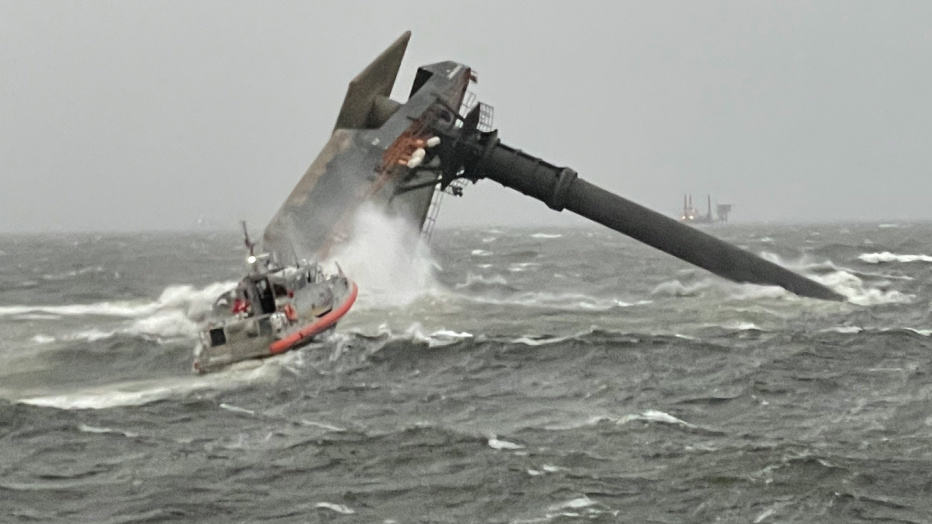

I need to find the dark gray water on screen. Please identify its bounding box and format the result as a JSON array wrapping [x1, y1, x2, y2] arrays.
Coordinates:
[[2, 223, 932, 523]]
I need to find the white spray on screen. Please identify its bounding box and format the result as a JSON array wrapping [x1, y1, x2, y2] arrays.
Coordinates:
[[324, 203, 440, 308]]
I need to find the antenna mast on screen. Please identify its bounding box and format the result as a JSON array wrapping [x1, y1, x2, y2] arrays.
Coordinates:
[[241, 220, 255, 256]]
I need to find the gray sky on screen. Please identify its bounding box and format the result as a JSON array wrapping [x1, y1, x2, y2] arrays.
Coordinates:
[[2, 1, 932, 232]]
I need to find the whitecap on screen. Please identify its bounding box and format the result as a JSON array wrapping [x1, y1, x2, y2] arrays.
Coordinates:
[[0, 302, 154, 318], [754, 508, 777, 523], [7, 281, 234, 344], [0, 280, 235, 319], [315, 502, 354, 515], [77, 423, 138, 438], [728, 283, 789, 301], [849, 289, 913, 306], [858, 252, 932, 264], [542, 414, 615, 431], [760, 259, 918, 306], [402, 323, 473, 348], [654, 274, 795, 302], [127, 310, 198, 339], [717, 321, 761, 331], [471, 249, 493, 257], [508, 262, 542, 272], [219, 403, 255, 416], [651, 280, 709, 297], [510, 334, 574, 346], [19, 363, 278, 410], [460, 291, 645, 312], [22, 386, 182, 410], [30, 334, 55, 344], [48, 311, 198, 345], [488, 436, 524, 450], [425, 329, 473, 347], [548, 497, 595, 511], [821, 326, 863, 334], [70, 328, 117, 342], [531, 232, 562, 239], [617, 409, 696, 429], [299, 420, 345, 432], [153, 281, 238, 316], [812, 270, 914, 305], [454, 273, 509, 289]]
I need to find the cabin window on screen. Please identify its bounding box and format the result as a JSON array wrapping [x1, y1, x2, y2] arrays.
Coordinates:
[[209, 327, 226, 346]]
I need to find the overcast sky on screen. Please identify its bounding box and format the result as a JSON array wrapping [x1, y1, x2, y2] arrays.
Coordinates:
[[2, 1, 932, 232]]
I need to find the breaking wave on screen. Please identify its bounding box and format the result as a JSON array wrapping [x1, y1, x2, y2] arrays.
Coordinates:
[[858, 252, 932, 264], [821, 326, 932, 337], [405, 324, 474, 348], [616, 409, 698, 429], [510, 333, 578, 347], [14, 282, 235, 346], [0, 281, 234, 319], [812, 270, 914, 306], [344, 323, 474, 350], [650, 278, 787, 301], [18, 358, 281, 410], [790, 257, 913, 281], [459, 290, 646, 311], [758, 252, 914, 305], [651, 279, 711, 297]]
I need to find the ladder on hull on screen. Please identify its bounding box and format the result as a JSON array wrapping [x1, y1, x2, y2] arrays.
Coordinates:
[[421, 179, 468, 242], [420, 89, 491, 242]]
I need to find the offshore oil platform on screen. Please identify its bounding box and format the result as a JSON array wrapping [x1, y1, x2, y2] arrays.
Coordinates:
[[680, 194, 732, 224], [260, 32, 841, 301]]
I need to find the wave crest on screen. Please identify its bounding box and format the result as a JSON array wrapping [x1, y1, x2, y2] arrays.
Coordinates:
[[858, 252, 932, 264]]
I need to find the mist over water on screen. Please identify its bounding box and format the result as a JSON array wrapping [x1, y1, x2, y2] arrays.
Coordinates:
[[2, 223, 932, 522]]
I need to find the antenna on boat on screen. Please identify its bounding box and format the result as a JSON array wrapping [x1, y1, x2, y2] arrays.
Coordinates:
[[288, 239, 300, 267], [241, 220, 255, 256]]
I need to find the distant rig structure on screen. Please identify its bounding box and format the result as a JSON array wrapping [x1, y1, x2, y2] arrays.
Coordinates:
[[680, 194, 732, 224]]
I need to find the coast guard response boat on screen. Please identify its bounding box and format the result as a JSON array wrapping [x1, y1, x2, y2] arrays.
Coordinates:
[[193, 224, 357, 373]]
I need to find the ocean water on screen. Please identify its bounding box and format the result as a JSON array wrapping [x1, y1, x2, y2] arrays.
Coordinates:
[[2, 223, 932, 523]]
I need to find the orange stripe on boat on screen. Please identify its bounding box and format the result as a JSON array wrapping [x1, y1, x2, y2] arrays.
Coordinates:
[[269, 281, 358, 354]]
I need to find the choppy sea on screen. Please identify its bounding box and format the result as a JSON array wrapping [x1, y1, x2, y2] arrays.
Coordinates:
[[2, 222, 932, 523]]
